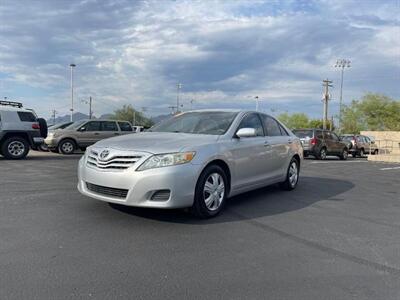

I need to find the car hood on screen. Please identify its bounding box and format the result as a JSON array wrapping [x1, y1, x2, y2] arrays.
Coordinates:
[[93, 132, 220, 154]]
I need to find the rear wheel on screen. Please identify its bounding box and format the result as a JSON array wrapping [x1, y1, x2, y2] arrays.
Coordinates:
[[58, 139, 76, 155], [191, 165, 228, 218], [317, 147, 327, 160], [374, 149, 379, 155], [1, 136, 30, 159], [280, 158, 300, 190]]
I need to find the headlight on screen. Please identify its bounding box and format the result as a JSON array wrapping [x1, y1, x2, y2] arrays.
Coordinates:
[[47, 132, 54, 138], [137, 152, 196, 171]]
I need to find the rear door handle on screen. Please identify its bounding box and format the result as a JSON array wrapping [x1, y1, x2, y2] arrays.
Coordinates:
[[94, 132, 100, 135]]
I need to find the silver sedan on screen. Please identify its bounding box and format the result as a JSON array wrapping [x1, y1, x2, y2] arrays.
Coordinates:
[[77, 110, 303, 218]]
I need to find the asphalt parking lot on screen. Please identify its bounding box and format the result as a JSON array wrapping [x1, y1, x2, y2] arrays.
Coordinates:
[[1, 152, 399, 299]]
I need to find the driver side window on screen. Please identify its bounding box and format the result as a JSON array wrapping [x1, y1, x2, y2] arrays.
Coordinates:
[[237, 114, 264, 136], [82, 121, 101, 131]]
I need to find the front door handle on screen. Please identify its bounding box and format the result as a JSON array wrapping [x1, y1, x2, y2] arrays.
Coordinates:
[[288, 139, 293, 144], [94, 132, 100, 136]]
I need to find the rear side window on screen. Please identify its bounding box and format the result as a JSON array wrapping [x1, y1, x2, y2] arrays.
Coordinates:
[[101, 121, 118, 131], [17, 112, 36, 122], [118, 122, 132, 132], [263, 115, 283, 136]]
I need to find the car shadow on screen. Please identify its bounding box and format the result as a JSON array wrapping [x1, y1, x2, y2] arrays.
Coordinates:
[[109, 176, 354, 224]]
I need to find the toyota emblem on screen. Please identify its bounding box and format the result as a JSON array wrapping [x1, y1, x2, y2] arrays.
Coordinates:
[[99, 149, 110, 160]]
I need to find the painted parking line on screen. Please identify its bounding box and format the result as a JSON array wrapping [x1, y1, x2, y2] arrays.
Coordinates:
[[311, 161, 368, 164], [380, 166, 400, 171]]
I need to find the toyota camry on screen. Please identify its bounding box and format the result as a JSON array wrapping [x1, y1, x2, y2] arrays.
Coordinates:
[[77, 110, 303, 218]]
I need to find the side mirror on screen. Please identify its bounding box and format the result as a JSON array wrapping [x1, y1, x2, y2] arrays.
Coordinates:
[[78, 127, 86, 132], [236, 128, 256, 138]]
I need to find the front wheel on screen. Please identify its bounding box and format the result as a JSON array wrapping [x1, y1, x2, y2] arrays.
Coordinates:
[[191, 165, 228, 218], [280, 158, 300, 191], [58, 139, 76, 155], [339, 148, 348, 160]]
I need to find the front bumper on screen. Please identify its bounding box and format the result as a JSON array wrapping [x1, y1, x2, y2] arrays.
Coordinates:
[[44, 136, 60, 148], [77, 155, 200, 209]]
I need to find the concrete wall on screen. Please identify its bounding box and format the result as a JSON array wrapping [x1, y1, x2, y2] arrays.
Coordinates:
[[361, 131, 400, 142]]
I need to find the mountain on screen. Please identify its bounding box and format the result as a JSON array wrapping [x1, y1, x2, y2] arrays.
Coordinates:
[[48, 112, 90, 125]]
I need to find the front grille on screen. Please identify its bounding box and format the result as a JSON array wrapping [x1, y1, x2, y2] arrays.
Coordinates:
[[151, 190, 171, 201], [87, 150, 142, 171], [86, 182, 128, 199]]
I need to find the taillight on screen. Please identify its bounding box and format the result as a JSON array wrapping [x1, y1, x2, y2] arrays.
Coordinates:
[[310, 138, 317, 145], [32, 123, 40, 129]]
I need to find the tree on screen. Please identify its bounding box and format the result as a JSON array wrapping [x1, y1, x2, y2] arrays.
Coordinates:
[[341, 93, 400, 133], [111, 105, 154, 127], [277, 112, 310, 129]]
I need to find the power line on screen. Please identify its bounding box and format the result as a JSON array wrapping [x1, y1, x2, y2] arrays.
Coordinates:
[[322, 79, 333, 130]]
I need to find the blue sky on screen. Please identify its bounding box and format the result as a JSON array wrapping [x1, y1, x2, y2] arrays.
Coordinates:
[[0, 0, 399, 119]]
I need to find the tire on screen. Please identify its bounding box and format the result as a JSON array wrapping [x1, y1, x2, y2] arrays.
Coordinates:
[[191, 165, 228, 218], [58, 139, 76, 155], [339, 148, 348, 160], [280, 157, 300, 191], [317, 147, 327, 160], [352, 153, 357, 158], [374, 149, 379, 155], [359, 148, 364, 158], [39, 144, 48, 151], [1, 136, 30, 159], [37, 118, 48, 138]]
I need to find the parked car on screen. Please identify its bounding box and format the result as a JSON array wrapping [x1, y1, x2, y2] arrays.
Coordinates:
[[132, 125, 145, 133], [0, 100, 48, 159], [38, 121, 73, 151], [45, 119, 134, 154], [339, 134, 379, 157], [78, 110, 303, 218], [292, 128, 348, 160]]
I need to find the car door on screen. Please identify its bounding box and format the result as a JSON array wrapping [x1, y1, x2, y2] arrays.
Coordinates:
[[77, 121, 102, 146], [99, 121, 120, 140], [261, 114, 291, 179], [329, 132, 342, 154], [230, 113, 270, 190]]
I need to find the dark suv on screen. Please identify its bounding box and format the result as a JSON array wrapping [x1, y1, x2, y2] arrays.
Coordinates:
[[292, 129, 348, 160]]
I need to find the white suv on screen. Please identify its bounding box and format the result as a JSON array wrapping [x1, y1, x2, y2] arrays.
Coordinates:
[[0, 101, 48, 159]]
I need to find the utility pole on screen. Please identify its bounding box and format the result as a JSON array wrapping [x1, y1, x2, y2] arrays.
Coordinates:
[[334, 59, 351, 133], [81, 96, 93, 119], [69, 63, 76, 122], [51, 109, 57, 125], [176, 83, 182, 114], [322, 79, 333, 130]]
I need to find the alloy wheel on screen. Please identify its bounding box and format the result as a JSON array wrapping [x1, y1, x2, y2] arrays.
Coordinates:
[[288, 161, 298, 188], [61, 142, 74, 153], [8, 141, 25, 157]]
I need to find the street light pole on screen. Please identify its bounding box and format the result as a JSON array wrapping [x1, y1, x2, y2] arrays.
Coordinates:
[[334, 59, 351, 133], [69, 63, 76, 122], [255, 96, 259, 111]]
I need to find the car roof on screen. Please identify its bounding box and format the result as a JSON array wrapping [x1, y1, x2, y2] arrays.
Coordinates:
[[0, 106, 33, 113]]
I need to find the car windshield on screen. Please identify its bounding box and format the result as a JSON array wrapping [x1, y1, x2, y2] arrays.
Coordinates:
[[64, 120, 86, 130], [292, 130, 313, 138], [150, 111, 238, 135]]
